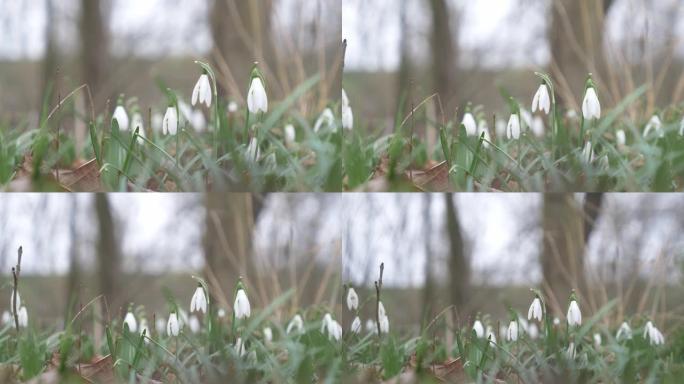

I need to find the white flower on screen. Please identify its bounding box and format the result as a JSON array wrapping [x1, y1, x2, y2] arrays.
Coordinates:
[[528, 323, 539, 339], [327, 319, 342, 341], [506, 113, 521, 139], [462, 112, 477, 136], [167, 313, 180, 336], [346, 287, 359, 311], [284, 124, 296, 147], [190, 286, 207, 314], [644, 321, 665, 346], [495, 119, 506, 138], [528, 297, 543, 322], [532, 83, 551, 114], [191, 73, 212, 108], [263, 327, 273, 344], [582, 141, 595, 164], [234, 288, 251, 319], [616, 322, 632, 340], [321, 313, 332, 333], [351, 316, 361, 334], [566, 342, 576, 360], [217, 308, 226, 318], [616, 129, 626, 146], [365, 319, 376, 334], [553, 317, 560, 326], [313, 108, 336, 132], [17, 306, 28, 328], [287, 314, 304, 334], [520, 109, 533, 129], [531, 116, 545, 137], [643, 115, 663, 138], [10, 290, 21, 313], [139, 319, 149, 340], [246, 137, 260, 162], [113, 105, 129, 131], [477, 120, 491, 148], [1, 311, 11, 325], [378, 301, 386, 318], [342, 89, 354, 130], [582, 87, 601, 120], [379, 314, 390, 334], [593, 333, 602, 348], [131, 112, 146, 143], [506, 320, 518, 341], [162, 106, 178, 135], [188, 315, 200, 333], [567, 300, 582, 327], [485, 326, 497, 344], [227, 101, 239, 114], [472, 320, 485, 338], [155, 317, 166, 334], [234, 337, 247, 357], [247, 77, 268, 114], [124, 311, 137, 332]]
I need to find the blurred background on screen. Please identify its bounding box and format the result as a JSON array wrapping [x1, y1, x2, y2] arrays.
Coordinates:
[[343, 193, 684, 333], [0, 193, 341, 329], [343, 0, 684, 133], [0, 0, 342, 123]]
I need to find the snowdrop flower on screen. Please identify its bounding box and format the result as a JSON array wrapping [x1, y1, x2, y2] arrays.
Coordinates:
[[313, 108, 336, 132], [327, 319, 343, 341], [643, 115, 663, 138], [167, 312, 180, 336], [351, 316, 362, 334], [567, 294, 582, 327], [152, 113, 163, 132], [342, 89, 354, 130], [495, 119, 506, 138], [247, 72, 268, 114], [246, 137, 260, 162], [286, 314, 304, 334], [124, 311, 137, 332], [528, 296, 543, 322], [506, 113, 521, 140], [17, 306, 28, 328], [1, 310, 11, 325], [365, 319, 376, 334], [10, 290, 21, 313], [227, 101, 239, 114], [234, 288, 251, 319], [593, 333, 602, 348], [130, 112, 146, 143], [191, 72, 212, 108], [506, 320, 518, 341], [188, 315, 200, 333], [531, 82, 551, 114], [485, 326, 497, 344], [520, 109, 533, 129], [346, 287, 359, 311], [155, 317, 166, 334], [379, 314, 390, 334], [263, 327, 273, 344], [234, 337, 247, 357], [616, 129, 626, 146], [553, 317, 561, 326], [528, 323, 539, 339], [190, 285, 207, 314], [462, 110, 477, 137], [162, 106, 178, 135], [378, 301, 386, 318], [472, 319, 485, 338], [477, 120, 491, 148], [531, 116, 545, 137], [139, 319, 149, 339], [582, 141, 595, 164], [644, 321, 665, 346], [284, 124, 296, 147], [616, 322, 632, 340], [113, 103, 129, 131], [582, 78, 601, 120], [217, 308, 226, 318], [566, 342, 576, 360], [321, 313, 332, 333]]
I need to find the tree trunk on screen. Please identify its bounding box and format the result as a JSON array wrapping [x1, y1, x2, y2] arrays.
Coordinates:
[[79, 0, 109, 112], [444, 194, 468, 311], [95, 194, 120, 315], [40, 0, 59, 110], [583, 193, 604, 246], [421, 194, 434, 318], [65, 196, 80, 318], [541, 194, 585, 313], [428, 0, 457, 109]]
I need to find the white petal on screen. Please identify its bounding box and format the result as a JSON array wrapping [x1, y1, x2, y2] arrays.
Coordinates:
[[192, 78, 201, 106]]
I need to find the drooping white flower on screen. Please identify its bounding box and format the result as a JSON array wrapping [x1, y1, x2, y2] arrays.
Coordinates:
[[124, 311, 137, 332], [247, 77, 268, 114], [566, 342, 576, 360], [190, 286, 207, 314], [531, 83, 551, 114], [528, 323, 539, 339], [217, 308, 226, 318], [167, 312, 180, 336], [17, 306, 28, 328], [263, 327, 273, 344], [246, 137, 260, 162], [531, 116, 545, 137], [593, 333, 602, 348], [139, 319, 149, 341], [379, 314, 390, 334], [234, 337, 247, 357], [506, 113, 521, 140], [162, 106, 178, 135], [644, 321, 665, 346], [346, 287, 359, 311], [287, 314, 304, 334], [567, 299, 582, 327], [378, 301, 386, 318], [227, 101, 239, 114], [1, 310, 11, 325], [528, 297, 543, 322], [365, 319, 376, 334], [506, 320, 518, 341], [284, 124, 296, 147], [495, 119, 507, 138], [234, 288, 251, 319], [342, 89, 354, 130], [313, 108, 336, 132], [472, 320, 485, 338], [191, 73, 212, 108], [113, 105, 129, 131], [462, 112, 477, 137], [582, 87, 601, 120], [188, 315, 200, 333], [351, 316, 362, 334], [582, 141, 595, 164], [477, 120, 491, 148], [553, 317, 560, 326], [616, 322, 632, 340], [130, 112, 146, 143], [326, 318, 343, 341], [485, 326, 497, 344], [616, 129, 626, 146], [321, 313, 332, 333], [155, 317, 166, 334], [643, 115, 664, 138]]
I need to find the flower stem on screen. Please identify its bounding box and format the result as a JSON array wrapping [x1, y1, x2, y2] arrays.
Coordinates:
[[12, 246, 22, 332], [374, 262, 384, 339]]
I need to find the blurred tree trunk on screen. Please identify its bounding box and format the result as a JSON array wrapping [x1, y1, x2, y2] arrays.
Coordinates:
[[421, 194, 434, 318], [444, 194, 468, 311], [583, 193, 604, 247], [210, 0, 273, 96], [428, 0, 457, 108], [95, 194, 121, 314], [549, 0, 614, 104], [541, 194, 585, 313], [65, 196, 80, 317], [79, 0, 109, 112], [40, 0, 59, 110], [396, 1, 412, 109]]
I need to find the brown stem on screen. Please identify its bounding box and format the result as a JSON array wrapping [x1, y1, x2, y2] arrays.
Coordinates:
[[375, 262, 384, 338], [12, 246, 23, 332]]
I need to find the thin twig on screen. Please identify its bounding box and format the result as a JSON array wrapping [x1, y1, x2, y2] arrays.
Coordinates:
[[374, 262, 384, 338], [12, 246, 22, 332]]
